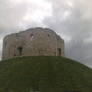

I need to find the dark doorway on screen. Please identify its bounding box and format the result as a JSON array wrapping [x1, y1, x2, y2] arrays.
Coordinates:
[[17, 47, 23, 56], [57, 48, 61, 56]]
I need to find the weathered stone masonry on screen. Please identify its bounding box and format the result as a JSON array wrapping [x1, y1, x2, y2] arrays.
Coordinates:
[[2, 27, 65, 60]]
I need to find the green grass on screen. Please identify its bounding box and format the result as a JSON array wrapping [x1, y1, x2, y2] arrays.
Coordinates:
[[0, 56, 92, 92]]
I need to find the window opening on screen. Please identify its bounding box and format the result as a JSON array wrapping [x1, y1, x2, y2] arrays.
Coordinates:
[[17, 47, 23, 56], [57, 48, 61, 56], [48, 34, 50, 37]]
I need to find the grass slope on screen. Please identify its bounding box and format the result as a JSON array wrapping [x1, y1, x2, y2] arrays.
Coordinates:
[[0, 56, 92, 92]]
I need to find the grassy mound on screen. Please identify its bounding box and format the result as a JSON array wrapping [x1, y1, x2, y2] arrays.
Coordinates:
[[0, 56, 92, 92]]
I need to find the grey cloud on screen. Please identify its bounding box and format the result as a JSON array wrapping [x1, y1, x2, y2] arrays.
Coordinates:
[[43, 0, 92, 68], [0, 0, 92, 68]]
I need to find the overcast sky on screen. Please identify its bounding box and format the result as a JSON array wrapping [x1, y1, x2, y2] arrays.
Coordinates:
[[0, 0, 92, 68]]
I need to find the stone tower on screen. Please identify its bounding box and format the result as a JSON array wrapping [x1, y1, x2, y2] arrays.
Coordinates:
[[2, 27, 65, 60]]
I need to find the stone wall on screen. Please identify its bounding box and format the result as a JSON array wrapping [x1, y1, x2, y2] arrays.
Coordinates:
[[2, 27, 65, 60]]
